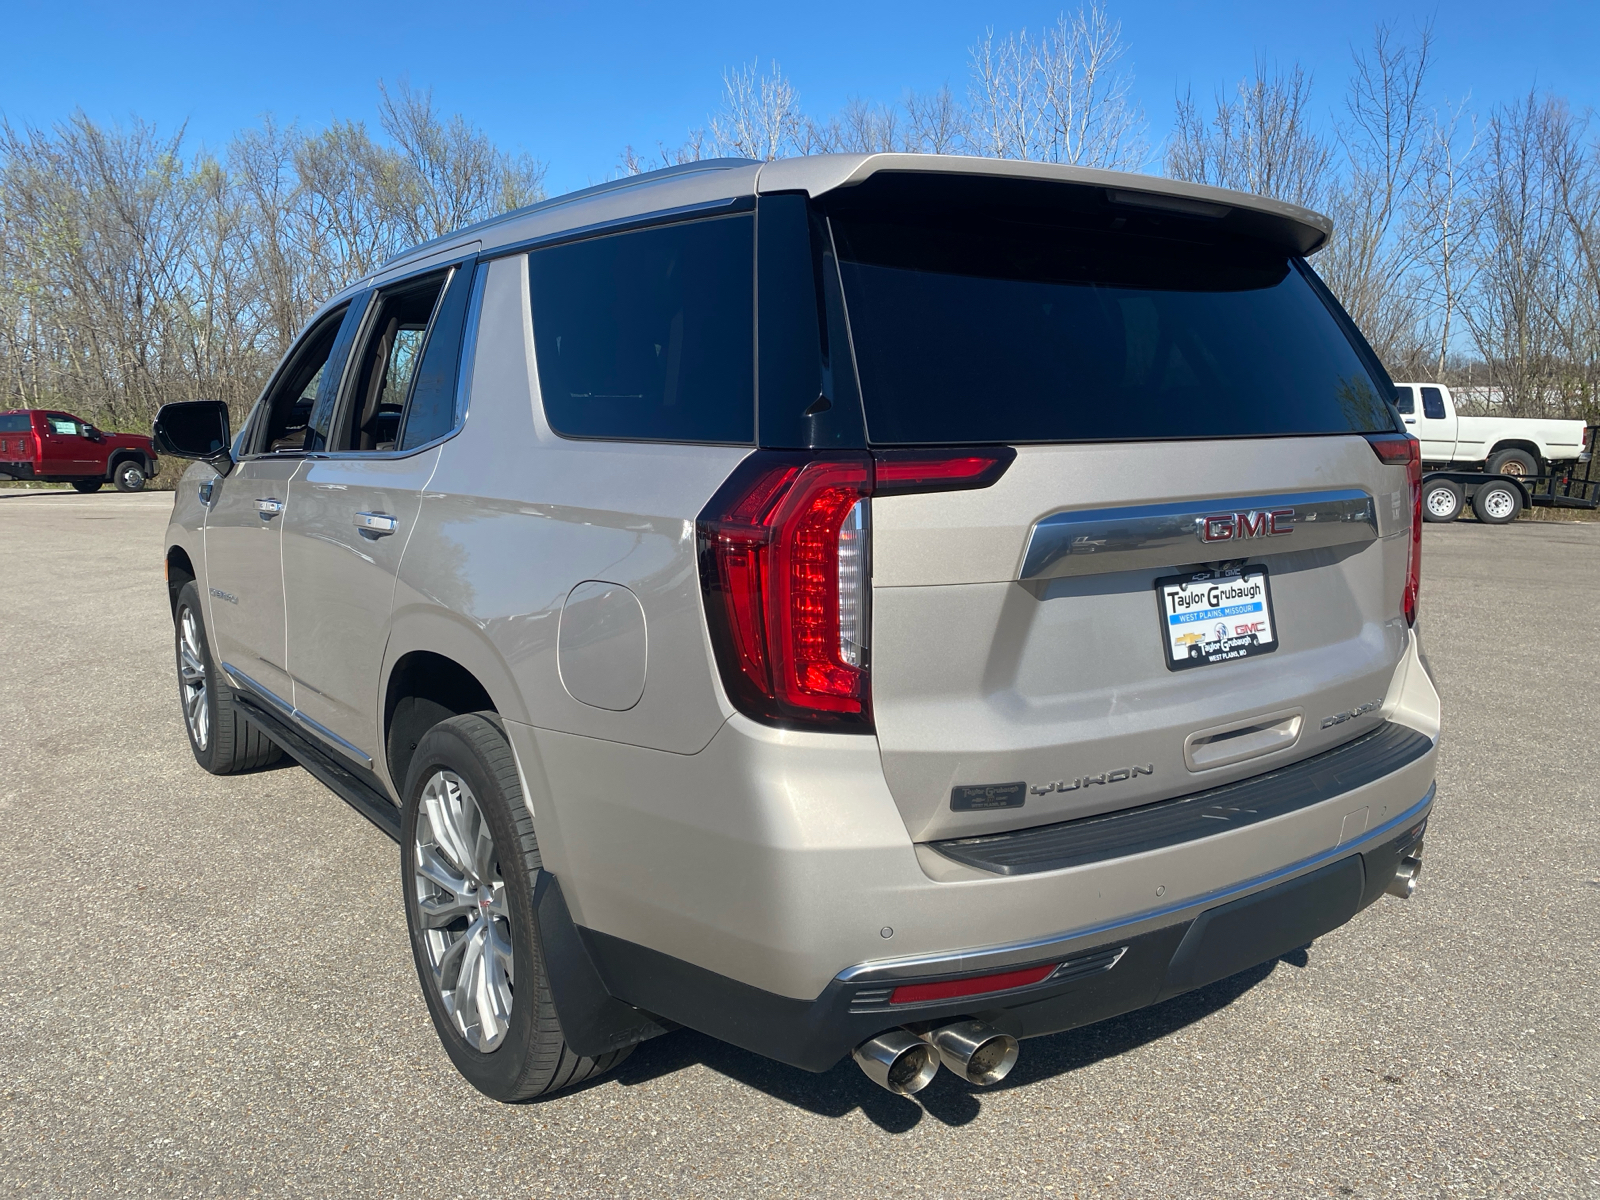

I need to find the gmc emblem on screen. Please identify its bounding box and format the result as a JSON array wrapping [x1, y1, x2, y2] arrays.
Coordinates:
[[1196, 508, 1294, 543]]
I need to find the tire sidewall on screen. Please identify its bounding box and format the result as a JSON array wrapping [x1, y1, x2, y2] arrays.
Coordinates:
[[1476, 483, 1521, 525], [1423, 481, 1461, 522], [400, 717, 543, 1100], [174, 581, 223, 771], [115, 461, 146, 492]]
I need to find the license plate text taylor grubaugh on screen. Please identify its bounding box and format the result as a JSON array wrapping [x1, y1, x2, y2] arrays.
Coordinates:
[[1157, 567, 1278, 670]]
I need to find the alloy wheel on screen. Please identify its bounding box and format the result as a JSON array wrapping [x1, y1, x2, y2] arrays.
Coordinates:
[[412, 770, 515, 1051], [178, 606, 209, 751]]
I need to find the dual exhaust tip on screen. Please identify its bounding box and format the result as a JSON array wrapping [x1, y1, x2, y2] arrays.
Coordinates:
[[852, 1020, 1020, 1095], [1386, 840, 1425, 900]]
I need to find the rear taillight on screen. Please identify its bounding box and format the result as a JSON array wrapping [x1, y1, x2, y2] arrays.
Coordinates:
[[698, 447, 1015, 728], [1366, 433, 1422, 626]]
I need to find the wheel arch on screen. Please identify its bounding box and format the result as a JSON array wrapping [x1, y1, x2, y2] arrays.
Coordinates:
[[166, 545, 196, 614], [1487, 438, 1542, 465], [380, 609, 531, 798], [108, 447, 150, 473]]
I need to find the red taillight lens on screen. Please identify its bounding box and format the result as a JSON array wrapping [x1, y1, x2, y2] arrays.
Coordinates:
[[698, 447, 1014, 728], [889, 962, 1059, 1005], [1366, 433, 1422, 625]]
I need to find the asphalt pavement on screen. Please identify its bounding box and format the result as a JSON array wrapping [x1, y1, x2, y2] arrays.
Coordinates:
[[0, 489, 1595, 1198]]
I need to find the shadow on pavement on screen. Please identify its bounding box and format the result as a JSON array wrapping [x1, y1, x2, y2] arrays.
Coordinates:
[[602, 953, 1298, 1132]]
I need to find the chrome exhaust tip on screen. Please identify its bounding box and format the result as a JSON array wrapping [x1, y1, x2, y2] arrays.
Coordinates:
[[921, 1019, 1020, 1087], [852, 1030, 940, 1095], [1386, 854, 1423, 899]]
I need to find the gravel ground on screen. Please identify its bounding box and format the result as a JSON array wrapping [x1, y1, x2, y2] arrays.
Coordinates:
[[0, 491, 1595, 1199]]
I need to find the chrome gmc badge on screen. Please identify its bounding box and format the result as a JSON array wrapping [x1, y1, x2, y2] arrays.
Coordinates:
[[1196, 508, 1295, 543]]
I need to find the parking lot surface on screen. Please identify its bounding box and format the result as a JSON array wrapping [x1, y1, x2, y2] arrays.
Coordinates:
[[0, 489, 1595, 1198]]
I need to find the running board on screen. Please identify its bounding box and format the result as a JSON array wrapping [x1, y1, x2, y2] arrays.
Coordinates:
[[231, 692, 402, 842]]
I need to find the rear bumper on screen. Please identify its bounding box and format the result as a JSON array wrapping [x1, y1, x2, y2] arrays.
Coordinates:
[[570, 794, 1430, 1070], [517, 629, 1441, 1068]]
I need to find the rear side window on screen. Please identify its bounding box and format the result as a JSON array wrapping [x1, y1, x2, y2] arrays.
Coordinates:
[[528, 215, 754, 444], [1394, 386, 1415, 414], [0, 413, 30, 433], [828, 207, 1393, 445], [1421, 387, 1447, 420]]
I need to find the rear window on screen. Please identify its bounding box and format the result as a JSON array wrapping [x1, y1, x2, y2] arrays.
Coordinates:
[[528, 215, 754, 444], [0, 413, 30, 433], [829, 207, 1392, 445]]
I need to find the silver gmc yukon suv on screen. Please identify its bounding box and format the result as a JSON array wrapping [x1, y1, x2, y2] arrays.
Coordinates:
[[155, 154, 1438, 1101]]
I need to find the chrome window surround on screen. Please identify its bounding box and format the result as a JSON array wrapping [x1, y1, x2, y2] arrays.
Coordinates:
[[1018, 488, 1383, 581]]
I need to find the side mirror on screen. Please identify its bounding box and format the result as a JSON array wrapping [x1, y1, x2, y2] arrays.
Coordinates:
[[84, 424, 104, 442], [152, 400, 233, 474]]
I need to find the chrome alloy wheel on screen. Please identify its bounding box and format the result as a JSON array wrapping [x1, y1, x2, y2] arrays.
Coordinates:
[[1483, 486, 1517, 520], [177, 605, 209, 751], [413, 770, 514, 1051]]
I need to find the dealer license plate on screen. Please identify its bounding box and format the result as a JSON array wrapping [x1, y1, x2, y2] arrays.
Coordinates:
[[1156, 566, 1278, 671]]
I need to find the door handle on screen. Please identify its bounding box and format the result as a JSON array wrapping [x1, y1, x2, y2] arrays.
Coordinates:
[[355, 511, 399, 536], [1403, 418, 1417, 425], [256, 497, 284, 518]]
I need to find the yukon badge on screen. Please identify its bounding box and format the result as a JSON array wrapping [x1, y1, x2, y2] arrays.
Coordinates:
[[1197, 508, 1294, 543], [1029, 764, 1153, 797]]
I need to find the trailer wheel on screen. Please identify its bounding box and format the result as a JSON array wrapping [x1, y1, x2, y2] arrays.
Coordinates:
[[1473, 480, 1523, 525], [1423, 479, 1463, 522], [1486, 448, 1537, 477]]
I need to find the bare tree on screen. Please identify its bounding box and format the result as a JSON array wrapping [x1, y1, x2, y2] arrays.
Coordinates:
[[1315, 23, 1435, 365], [378, 79, 546, 244], [905, 86, 970, 154], [1408, 100, 1482, 377], [970, 6, 1145, 168], [711, 61, 805, 160], [1167, 61, 1331, 206]]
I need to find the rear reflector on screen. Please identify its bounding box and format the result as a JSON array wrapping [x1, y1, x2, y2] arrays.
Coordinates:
[[889, 962, 1059, 1005], [1365, 433, 1422, 626]]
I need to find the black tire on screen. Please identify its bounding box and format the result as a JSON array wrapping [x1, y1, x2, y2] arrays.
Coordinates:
[[401, 712, 631, 1102], [1486, 448, 1538, 477], [173, 580, 284, 773], [1422, 478, 1463, 522], [113, 460, 147, 492], [1472, 480, 1523, 525], [72, 480, 102, 493]]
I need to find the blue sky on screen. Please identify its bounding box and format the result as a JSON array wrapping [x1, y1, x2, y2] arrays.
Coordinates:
[[2, 0, 1596, 195]]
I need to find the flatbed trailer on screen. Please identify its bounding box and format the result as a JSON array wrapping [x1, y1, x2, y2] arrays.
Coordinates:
[[1421, 424, 1599, 525]]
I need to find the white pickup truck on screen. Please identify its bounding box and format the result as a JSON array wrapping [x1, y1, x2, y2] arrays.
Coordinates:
[[1392, 382, 1590, 475]]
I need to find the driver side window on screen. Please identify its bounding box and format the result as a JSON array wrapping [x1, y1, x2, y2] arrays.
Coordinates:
[[254, 305, 351, 455]]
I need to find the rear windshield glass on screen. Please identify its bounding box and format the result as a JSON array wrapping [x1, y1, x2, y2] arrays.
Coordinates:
[[0, 413, 30, 433], [829, 210, 1391, 445], [528, 214, 754, 444]]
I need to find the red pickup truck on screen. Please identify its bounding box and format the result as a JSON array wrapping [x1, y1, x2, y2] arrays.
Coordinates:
[[0, 409, 159, 492]]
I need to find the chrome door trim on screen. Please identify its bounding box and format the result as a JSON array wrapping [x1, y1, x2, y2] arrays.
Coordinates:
[[836, 785, 1434, 984], [1018, 488, 1380, 581], [221, 661, 375, 768]]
